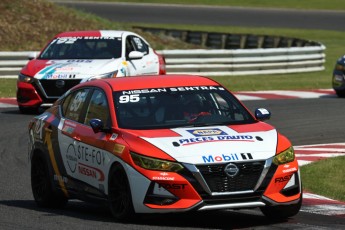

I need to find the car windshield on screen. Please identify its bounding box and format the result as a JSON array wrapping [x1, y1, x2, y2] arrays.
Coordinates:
[[113, 86, 256, 129], [39, 37, 122, 60]]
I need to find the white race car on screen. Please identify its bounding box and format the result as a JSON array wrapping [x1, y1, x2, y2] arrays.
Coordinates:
[[17, 30, 166, 113]]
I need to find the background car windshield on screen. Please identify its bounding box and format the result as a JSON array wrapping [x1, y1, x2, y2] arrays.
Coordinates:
[[39, 37, 122, 59], [114, 86, 255, 129]]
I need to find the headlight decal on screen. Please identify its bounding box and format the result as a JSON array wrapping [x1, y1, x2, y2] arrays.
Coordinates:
[[273, 146, 295, 165], [130, 152, 183, 172]]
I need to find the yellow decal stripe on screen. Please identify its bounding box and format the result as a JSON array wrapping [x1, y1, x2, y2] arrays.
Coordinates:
[[44, 128, 69, 197]]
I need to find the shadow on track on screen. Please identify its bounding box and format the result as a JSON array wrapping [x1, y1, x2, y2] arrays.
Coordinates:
[[0, 200, 294, 229]]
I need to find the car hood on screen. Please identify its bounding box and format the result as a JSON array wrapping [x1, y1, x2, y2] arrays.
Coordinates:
[[135, 125, 278, 165], [22, 59, 124, 79]]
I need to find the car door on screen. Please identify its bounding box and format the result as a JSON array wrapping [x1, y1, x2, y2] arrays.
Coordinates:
[[58, 87, 113, 194], [125, 35, 158, 75]]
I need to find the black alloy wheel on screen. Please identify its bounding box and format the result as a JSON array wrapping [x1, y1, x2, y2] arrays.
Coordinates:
[[108, 164, 134, 221], [31, 155, 67, 208]]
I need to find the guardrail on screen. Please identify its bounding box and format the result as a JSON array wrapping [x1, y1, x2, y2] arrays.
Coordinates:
[[0, 46, 326, 78]]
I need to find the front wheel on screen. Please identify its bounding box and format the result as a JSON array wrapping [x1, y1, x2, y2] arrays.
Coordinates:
[[260, 195, 302, 220], [108, 164, 134, 221], [335, 89, 345, 98], [31, 155, 68, 208]]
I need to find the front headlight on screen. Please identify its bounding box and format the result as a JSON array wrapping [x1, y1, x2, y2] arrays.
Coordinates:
[[273, 146, 295, 165], [86, 70, 118, 82], [131, 152, 183, 172], [18, 73, 34, 83]]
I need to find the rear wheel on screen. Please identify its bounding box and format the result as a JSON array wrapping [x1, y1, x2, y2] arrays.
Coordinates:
[[260, 195, 302, 220], [19, 106, 39, 114], [108, 164, 134, 221], [31, 155, 68, 208]]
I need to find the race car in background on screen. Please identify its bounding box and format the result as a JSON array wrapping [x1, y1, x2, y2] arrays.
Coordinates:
[[333, 54, 345, 97], [28, 75, 302, 221], [17, 30, 166, 113]]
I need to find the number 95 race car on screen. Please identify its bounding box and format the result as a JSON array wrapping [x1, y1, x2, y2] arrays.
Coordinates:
[[28, 75, 302, 221]]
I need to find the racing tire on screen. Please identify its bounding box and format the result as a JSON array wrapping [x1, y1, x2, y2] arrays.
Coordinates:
[[335, 90, 345, 98], [19, 106, 39, 114], [108, 164, 135, 222], [31, 154, 68, 208], [260, 194, 302, 220]]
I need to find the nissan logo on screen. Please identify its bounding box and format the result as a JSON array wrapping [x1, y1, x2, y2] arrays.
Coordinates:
[[56, 79, 65, 88], [224, 163, 239, 178]]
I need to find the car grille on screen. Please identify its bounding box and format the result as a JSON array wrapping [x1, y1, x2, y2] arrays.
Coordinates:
[[37, 79, 82, 98], [196, 161, 265, 193]]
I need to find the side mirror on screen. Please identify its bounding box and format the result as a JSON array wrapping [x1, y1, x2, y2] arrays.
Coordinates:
[[89, 118, 104, 133], [255, 108, 271, 121], [128, 51, 144, 60], [28, 52, 38, 60]]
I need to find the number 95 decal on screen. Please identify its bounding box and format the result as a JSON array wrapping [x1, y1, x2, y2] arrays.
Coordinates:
[[119, 94, 140, 103]]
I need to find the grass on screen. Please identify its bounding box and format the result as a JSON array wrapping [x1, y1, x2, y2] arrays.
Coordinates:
[[1, 0, 344, 202], [0, 79, 17, 98], [301, 156, 345, 202], [78, 0, 345, 11]]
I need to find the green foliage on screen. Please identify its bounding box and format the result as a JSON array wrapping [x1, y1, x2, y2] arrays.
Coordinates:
[[82, 0, 345, 11]]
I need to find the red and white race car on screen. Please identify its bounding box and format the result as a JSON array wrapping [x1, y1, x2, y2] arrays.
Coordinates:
[[17, 30, 166, 113], [28, 75, 302, 221]]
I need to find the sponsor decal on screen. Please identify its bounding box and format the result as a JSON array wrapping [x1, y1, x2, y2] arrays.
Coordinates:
[[113, 143, 125, 155], [66, 144, 78, 172], [187, 128, 227, 137], [45, 73, 76, 79], [62, 125, 74, 134], [65, 143, 106, 182], [67, 59, 92, 63], [34, 114, 49, 140], [169, 86, 225, 92], [109, 133, 118, 141], [66, 143, 106, 172], [54, 174, 68, 183], [158, 183, 187, 190], [64, 121, 76, 127], [275, 175, 293, 183], [121, 86, 225, 95], [202, 152, 253, 163], [55, 67, 74, 71], [78, 162, 105, 181], [122, 88, 167, 95], [282, 167, 297, 173], [152, 176, 175, 181], [178, 135, 254, 146]]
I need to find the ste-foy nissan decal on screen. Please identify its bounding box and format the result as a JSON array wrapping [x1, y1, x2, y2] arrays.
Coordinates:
[[65, 142, 106, 182]]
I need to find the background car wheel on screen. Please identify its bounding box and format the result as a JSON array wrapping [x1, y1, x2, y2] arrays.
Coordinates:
[[108, 164, 134, 221], [335, 90, 345, 98], [31, 155, 68, 208], [260, 194, 302, 220], [19, 106, 39, 114]]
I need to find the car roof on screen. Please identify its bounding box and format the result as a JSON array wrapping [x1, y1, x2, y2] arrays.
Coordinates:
[[55, 30, 134, 38], [102, 75, 221, 91]]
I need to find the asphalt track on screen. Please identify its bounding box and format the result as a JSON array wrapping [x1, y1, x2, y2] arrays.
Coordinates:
[[1, 2, 345, 229], [1, 96, 345, 229], [53, 1, 345, 31]]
